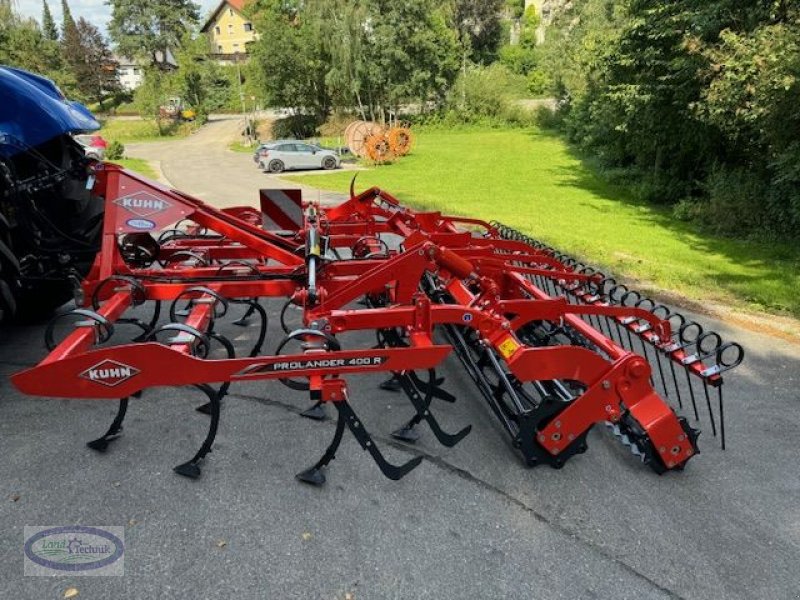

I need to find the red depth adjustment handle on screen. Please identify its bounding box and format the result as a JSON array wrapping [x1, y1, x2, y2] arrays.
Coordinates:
[[435, 246, 476, 280]]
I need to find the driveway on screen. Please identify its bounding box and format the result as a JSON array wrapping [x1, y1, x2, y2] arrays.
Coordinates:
[[126, 115, 348, 208], [1, 117, 799, 599]]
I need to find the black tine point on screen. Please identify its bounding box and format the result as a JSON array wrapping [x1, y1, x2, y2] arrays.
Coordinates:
[[379, 377, 402, 392], [173, 462, 202, 479], [196, 402, 213, 415], [391, 426, 421, 443], [301, 403, 328, 421], [232, 317, 249, 327], [86, 438, 111, 453], [296, 467, 326, 486]]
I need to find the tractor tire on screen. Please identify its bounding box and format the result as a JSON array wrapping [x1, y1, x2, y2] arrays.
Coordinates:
[[322, 156, 337, 170], [268, 159, 285, 174]]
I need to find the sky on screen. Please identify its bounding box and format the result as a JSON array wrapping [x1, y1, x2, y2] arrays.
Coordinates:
[[15, 0, 221, 36]]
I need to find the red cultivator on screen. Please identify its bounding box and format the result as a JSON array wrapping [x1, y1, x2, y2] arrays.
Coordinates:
[[12, 164, 744, 483]]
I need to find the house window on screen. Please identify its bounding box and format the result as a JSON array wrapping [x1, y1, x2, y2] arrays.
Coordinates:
[[228, 8, 233, 16], [132, 67, 140, 75], [215, 26, 220, 34], [228, 24, 233, 34], [218, 45, 223, 52], [233, 43, 239, 49], [243, 22, 253, 32]]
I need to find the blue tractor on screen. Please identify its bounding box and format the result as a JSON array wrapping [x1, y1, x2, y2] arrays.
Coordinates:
[[0, 66, 104, 321]]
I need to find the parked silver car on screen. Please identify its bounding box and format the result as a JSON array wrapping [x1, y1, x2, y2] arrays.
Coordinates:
[[258, 141, 340, 173]]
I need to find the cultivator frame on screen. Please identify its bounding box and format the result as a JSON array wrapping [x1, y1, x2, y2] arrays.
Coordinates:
[[11, 164, 744, 483]]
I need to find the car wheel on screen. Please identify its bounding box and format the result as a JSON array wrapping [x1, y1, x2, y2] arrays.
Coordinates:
[[322, 156, 337, 170], [268, 159, 285, 174]]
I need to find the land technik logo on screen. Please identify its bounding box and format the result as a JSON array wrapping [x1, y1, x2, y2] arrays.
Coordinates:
[[24, 526, 124, 576]]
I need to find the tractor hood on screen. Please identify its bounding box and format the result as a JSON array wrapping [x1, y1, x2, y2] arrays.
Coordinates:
[[0, 66, 100, 158]]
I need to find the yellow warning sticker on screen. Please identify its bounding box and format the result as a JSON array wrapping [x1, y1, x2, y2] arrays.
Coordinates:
[[497, 336, 521, 360]]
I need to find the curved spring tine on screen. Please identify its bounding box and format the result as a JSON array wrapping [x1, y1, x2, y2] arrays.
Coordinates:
[[86, 397, 129, 453], [194, 332, 236, 415], [393, 371, 471, 448], [336, 400, 423, 481], [174, 384, 222, 479], [45, 308, 115, 351], [231, 299, 268, 357]]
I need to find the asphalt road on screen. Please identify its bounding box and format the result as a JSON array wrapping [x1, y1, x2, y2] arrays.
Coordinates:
[[1, 118, 799, 599]]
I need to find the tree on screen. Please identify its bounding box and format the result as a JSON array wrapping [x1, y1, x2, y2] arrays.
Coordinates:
[[42, 0, 58, 41], [538, 0, 800, 239], [169, 33, 234, 118], [0, 3, 78, 97], [247, 0, 334, 121], [73, 18, 120, 106], [247, 0, 460, 124], [451, 0, 505, 64], [108, 0, 200, 67], [61, 0, 84, 78]]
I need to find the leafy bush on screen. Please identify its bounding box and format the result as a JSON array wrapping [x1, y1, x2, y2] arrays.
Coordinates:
[[105, 140, 125, 160], [270, 114, 321, 140], [499, 44, 537, 75], [444, 63, 534, 126], [526, 70, 551, 96]]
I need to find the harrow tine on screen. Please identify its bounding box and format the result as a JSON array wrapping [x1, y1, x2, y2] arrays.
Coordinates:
[[173, 384, 221, 479], [667, 358, 685, 410], [718, 387, 726, 450], [87, 397, 129, 453], [702, 380, 718, 438]]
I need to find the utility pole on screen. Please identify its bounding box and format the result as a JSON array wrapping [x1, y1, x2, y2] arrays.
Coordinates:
[[235, 53, 251, 146]]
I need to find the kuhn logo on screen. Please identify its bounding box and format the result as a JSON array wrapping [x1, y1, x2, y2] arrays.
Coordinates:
[[79, 360, 140, 387], [113, 192, 172, 218]]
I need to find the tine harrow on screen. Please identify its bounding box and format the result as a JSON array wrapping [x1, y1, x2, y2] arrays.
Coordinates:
[[11, 165, 744, 484]]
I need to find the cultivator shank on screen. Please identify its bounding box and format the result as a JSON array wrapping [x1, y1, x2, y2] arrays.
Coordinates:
[[12, 164, 744, 483]]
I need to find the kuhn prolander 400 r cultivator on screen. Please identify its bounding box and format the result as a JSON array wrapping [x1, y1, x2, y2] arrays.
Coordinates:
[[12, 165, 744, 483]]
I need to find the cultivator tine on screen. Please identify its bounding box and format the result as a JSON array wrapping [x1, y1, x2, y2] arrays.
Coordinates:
[[173, 384, 222, 479], [338, 399, 423, 481], [296, 407, 346, 485], [298, 393, 423, 486], [392, 370, 471, 447], [87, 397, 129, 453]]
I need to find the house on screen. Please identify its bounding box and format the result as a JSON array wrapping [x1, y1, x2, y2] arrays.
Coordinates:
[[114, 56, 144, 92], [114, 51, 178, 91], [200, 0, 257, 62]]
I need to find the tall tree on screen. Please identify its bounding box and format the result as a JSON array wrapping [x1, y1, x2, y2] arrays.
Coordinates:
[[451, 0, 505, 64], [0, 2, 78, 98], [61, 0, 84, 77], [108, 0, 200, 67], [42, 0, 58, 41], [73, 18, 120, 105]]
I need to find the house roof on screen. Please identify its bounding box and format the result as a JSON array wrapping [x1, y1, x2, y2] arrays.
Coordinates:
[[201, 0, 249, 32]]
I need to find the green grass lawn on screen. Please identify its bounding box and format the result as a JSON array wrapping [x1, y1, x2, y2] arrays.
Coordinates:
[[113, 158, 158, 180], [99, 118, 197, 144], [286, 127, 800, 317], [229, 141, 257, 153]]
